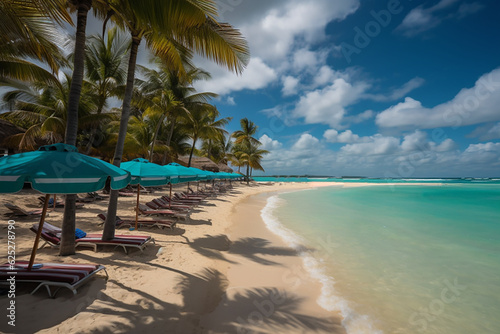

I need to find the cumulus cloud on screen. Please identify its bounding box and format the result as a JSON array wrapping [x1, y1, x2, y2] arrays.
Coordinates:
[[194, 57, 277, 95], [259, 134, 282, 151], [376, 68, 500, 129], [324, 129, 367, 143], [292, 78, 369, 128], [282, 76, 300, 96]]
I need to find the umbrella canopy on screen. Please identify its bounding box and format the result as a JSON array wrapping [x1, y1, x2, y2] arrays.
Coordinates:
[[0, 143, 132, 270], [0, 143, 130, 193], [165, 163, 201, 184], [121, 158, 176, 186], [120, 158, 174, 230]]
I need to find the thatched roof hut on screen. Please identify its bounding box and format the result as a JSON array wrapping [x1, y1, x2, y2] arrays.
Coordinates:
[[217, 163, 233, 173], [177, 156, 220, 172]]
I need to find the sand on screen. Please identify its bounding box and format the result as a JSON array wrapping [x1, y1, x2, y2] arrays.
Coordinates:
[[0, 181, 347, 334]]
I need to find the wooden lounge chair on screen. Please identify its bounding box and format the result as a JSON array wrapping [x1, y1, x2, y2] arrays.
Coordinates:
[[97, 213, 176, 230], [4, 203, 46, 218], [0, 261, 107, 298], [162, 195, 201, 205], [87, 192, 108, 200], [38, 196, 85, 208], [137, 204, 188, 220], [30, 223, 155, 254], [76, 194, 95, 203], [152, 198, 192, 211], [148, 200, 191, 212]]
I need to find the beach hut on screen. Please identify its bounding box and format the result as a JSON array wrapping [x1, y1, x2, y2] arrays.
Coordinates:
[[177, 155, 220, 172]]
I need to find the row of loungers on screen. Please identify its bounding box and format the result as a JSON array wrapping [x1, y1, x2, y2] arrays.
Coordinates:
[[2, 184, 235, 298]]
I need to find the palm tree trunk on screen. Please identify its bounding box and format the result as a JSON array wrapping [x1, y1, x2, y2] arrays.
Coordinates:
[[246, 164, 250, 185], [149, 115, 165, 161], [103, 34, 141, 240], [188, 138, 197, 167], [60, 1, 91, 256]]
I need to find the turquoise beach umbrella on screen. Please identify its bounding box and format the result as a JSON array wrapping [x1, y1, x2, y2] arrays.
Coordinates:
[[121, 158, 176, 186], [120, 158, 176, 229], [0, 143, 130, 193], [0, 143, 131, 270], [165, 163, 200, 183]]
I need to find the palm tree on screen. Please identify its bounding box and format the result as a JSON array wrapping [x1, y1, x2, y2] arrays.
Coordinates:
[[0, 0, 71, 82], [178, 104, 231, 167], [231, 118, 268, 184], [232, 118, 261, 147], [0, 72, 100, 150], [82, 27, 129, 153], [233, 141, 269, 185], [101, 1, 249, 240]]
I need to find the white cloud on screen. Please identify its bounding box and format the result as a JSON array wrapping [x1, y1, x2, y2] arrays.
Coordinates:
[[194, 57, 277, 95], [341, 134, 400, 155], [460, 142, 500, 164], [226, 96, 236, 105], [259, 134, 282, 151], [292, 133, 319, 151], [241, 0, 359, 63], [376, 68, 500, 129], [282, 76, 299, 96], [396, 0, 483, 36], [292, 78, 369, 128], [324, 129, 366, 143]]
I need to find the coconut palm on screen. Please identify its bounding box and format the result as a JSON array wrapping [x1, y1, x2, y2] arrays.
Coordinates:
[[82, 27, 129, 153], [232, 118, 261, 147], [178, 103, 231, 167], [101, 1, 249, 240], [0, 72, 102, 150], [0, 0, 71, 82], [233, 141, 269, 185]]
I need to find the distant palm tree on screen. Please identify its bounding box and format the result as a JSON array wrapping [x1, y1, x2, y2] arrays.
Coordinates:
[[232, 118, 261, 147], [179, 104, 231, 167]]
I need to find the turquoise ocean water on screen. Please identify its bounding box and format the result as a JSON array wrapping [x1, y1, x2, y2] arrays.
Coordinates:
[[260, 183, 500, 334]]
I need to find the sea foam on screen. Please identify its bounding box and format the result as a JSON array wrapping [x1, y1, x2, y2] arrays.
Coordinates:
[[260, 194, 383, 334]]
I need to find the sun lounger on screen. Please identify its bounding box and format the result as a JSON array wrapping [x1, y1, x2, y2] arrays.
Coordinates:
[[175, 192, 204, 201], [0, 261, 107, 298], [162, 195, 201, 205], [38, 196, 85, 208], [4, 203, 46, 217], [76, 194, 95, 203], [97, 213, 176, 230], [137, 204, 188, 220], [30, 222, 155, 254], [87, 192, 108, 200], [148, 200, 191, 212], [152, 198, 192, 211]]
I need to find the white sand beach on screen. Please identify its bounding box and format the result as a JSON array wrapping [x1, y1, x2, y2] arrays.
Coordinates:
[[0, 181, 350, 333]]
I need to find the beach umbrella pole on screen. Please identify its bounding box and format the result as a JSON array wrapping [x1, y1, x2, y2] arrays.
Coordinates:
[[169, 183, 172, 209], [135, 186, 140, 230], [28, 194, 51, 271]]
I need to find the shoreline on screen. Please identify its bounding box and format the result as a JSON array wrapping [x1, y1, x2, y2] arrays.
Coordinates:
[[200, 189, 346, 333]]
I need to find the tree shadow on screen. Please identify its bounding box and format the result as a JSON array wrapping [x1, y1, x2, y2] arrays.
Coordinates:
[[228, 237, 300, 266], [204, 287, 345, 333]]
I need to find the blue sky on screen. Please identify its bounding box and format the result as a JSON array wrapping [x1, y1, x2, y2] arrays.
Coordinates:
[[187, 0, 500, 177]]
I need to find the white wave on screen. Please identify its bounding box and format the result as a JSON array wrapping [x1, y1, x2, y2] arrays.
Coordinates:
[[260, 195, 383, 334]]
